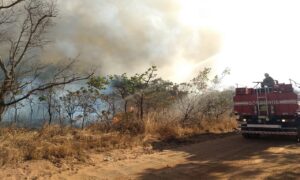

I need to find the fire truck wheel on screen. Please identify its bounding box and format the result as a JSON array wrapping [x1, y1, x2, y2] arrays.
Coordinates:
[[242, 133, 248, 138], [297, 132, 300, 143], [242, 133, 260, 139], [242, 133, 251, 139]]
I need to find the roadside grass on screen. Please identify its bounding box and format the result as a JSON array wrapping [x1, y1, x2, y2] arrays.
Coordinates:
[[0, 114, 237, 166]]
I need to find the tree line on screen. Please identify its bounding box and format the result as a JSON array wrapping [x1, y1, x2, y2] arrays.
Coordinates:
[[0, 0, 234, 128]]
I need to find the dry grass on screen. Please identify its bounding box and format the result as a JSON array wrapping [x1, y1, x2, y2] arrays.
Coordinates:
[[143, 115, 237, 142], [0, 125, 144, 166], [0, 113, 237, 167]]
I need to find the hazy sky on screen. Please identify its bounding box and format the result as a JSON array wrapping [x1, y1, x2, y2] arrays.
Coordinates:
[[48, 0, 300, 86]]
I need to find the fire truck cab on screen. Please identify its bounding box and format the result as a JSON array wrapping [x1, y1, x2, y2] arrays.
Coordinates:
[[234, 82, 300, 140]]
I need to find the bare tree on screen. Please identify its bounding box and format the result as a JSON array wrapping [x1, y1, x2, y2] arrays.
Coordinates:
[[175, 83, 199, 123], [77, 88, 98, 129], [53, 98, 63, 126], [176, 68, 230, 123], [198, 90, 234, 121], [39, 87, 62, 125], [27, 96, 34, 122], [0, 1, 24, 10], [0, 0, 92, 121], [61, 91, 80, 126], [0, 1, 24, 27]]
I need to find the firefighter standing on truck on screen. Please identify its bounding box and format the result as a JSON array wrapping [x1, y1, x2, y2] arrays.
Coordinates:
[[262, 73, 275, 88]]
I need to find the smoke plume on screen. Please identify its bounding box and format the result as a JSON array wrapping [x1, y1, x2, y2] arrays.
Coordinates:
[[43, 0, 221, 82]]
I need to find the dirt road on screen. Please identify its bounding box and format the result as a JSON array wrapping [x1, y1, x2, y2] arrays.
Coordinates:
[[49, 134, 299, 180], [2, 134, 300, 179]]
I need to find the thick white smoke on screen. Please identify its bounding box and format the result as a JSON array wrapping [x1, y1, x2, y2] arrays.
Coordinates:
[[42, 0, 221, 82]]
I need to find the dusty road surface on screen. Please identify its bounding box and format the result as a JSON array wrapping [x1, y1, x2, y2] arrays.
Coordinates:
[[3, 134, 300, 179], [50, 134, 300, 180]]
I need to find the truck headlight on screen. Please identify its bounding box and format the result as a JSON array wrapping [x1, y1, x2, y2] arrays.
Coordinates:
[[282, 119, 286, 122]]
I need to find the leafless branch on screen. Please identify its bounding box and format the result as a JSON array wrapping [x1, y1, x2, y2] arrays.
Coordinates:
[[4, 73, 94, 106], [0, 0, 24, 10], [0, 56, 8, 78]]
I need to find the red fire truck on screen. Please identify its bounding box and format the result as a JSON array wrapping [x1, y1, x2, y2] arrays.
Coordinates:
[[234, 81, 300, 140]]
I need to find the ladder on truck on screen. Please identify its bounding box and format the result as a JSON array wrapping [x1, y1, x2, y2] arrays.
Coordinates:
[[256, 87, 270, 120]]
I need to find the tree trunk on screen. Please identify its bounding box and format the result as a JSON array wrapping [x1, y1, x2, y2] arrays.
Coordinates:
[[69, 115, 73, 127], [14, 104, 18, 124], [30, 103, 33, 123], [112, 101, 116, 117], [0, 105, 6, 122], [82, 116, 85, 129], [140, 94, 144, 120], [0, 89, 8, 122], [48, 105, 52, 125], [0, 92, 7, 122], [59, 110, 62, 126], [42, 107, 46, 123], [124, 100, 128, 113]]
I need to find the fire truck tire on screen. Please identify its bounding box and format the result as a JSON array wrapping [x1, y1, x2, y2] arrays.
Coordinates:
[[297, 128, 300, 143], [242, 133, 260, 139], [242, 133, 253, 139], [242, 133, 250, 139]]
